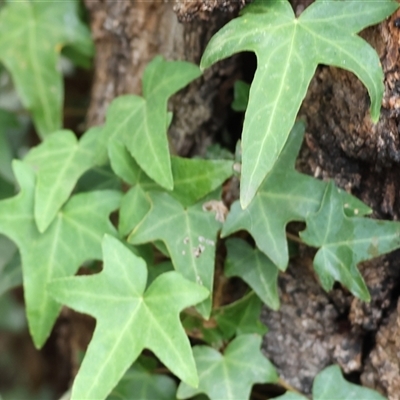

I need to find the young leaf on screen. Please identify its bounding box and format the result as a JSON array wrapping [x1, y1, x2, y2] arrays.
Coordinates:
[[104, 56, 201, 190], [107, 359, 177, 400], [0, 161, 121, 347], [213, 292, 267, 338], [0, 0, 93, 138], [225, 238, 280, 310], [128, 192, 221, 318], [24, 127, 108, 232], [276, 365, 386, 400], [201, 0, 398, 208], [300, 181, 400, 301], [222, 122, 370, 270], [177, 334, 278, 400], [48, 235, 209, 400]]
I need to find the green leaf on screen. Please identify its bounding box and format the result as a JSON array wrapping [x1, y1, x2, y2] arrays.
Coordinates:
[[128, 192, 221, 318], [0, 109, 18, 183], [181, 314, 225, 348], [107, 360, 177, 400], [222, 122, 370, 270], [300, 181, 400, 301], [111, 141, 233, 226], [110, 139, 233, 205], [147, 260, 174, 288], [177, 334, 278, 400], [225, 238, 280, 310], [0, 235, 21, 296], [48, 235, 209, 400], [213, 292, 267, 338], [104, 56, 201, 190], [201, 0, 398, 208], [119, 186, 152, 237], [0, 161, 121, 347], [0, 0, 93, 138], [24, 127, 109, 232], [75, 166, 122, 193], [276, 365, 386, 400], [231, 80, 250, 112], [108, 140, 158, 189], [170, 157, 233, 207], [312, 365, 386, 400]]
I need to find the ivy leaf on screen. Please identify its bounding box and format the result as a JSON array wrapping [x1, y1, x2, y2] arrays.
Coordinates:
[[312, 365, 386, 400], [225, 238, 280, 310], [0, 161, 121, 347], [177, 334, 278, 400], [276, 365, 386, 400], [107, 359, 177, 400], [104, 56, 201, 190], [222, 122, 370, 270], [300, 181, 400, 301], [213, 292, 267, 339], [231, 80, 250, 112], [0, 109, 18, 183], [0, 0, 93, 138], [48, 235, 209, 400], [75, 166, 122, 193], [128, 192, 221, 318], [201, 0, 398, 208], [0, 236, 21, 296], [24, 127, 109, 232], [119, 186, 152, 237], [112, 142, 233, 237], [169, 157, 233, 207]]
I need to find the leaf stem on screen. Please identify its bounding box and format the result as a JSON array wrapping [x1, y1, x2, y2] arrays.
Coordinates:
[[286, 231, 304, 245], [278, 377, 307, 397]]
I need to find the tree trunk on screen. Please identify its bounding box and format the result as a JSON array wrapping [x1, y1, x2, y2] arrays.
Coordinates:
[[74, 0, 400, 398]]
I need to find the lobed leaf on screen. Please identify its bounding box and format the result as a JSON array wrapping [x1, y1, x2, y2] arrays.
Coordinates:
[[222, 122, 370, 270], [128, 192, 221, 318], [103, 56, 201, 190], [177, 334, 278, 400], [201, 0, 398, 207], [300, 182, 400, 301], [112, 142, 232, 236], [24, 127, 109, 232], [0, 0, 93, 138], [276, 365, 386, 400], [48, 235, 209, 400], [0, 161, 121, 347]]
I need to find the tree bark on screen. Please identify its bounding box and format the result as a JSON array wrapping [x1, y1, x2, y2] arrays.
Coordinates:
[[83, 0, 244, 156], [74, 0, 400, 398]]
